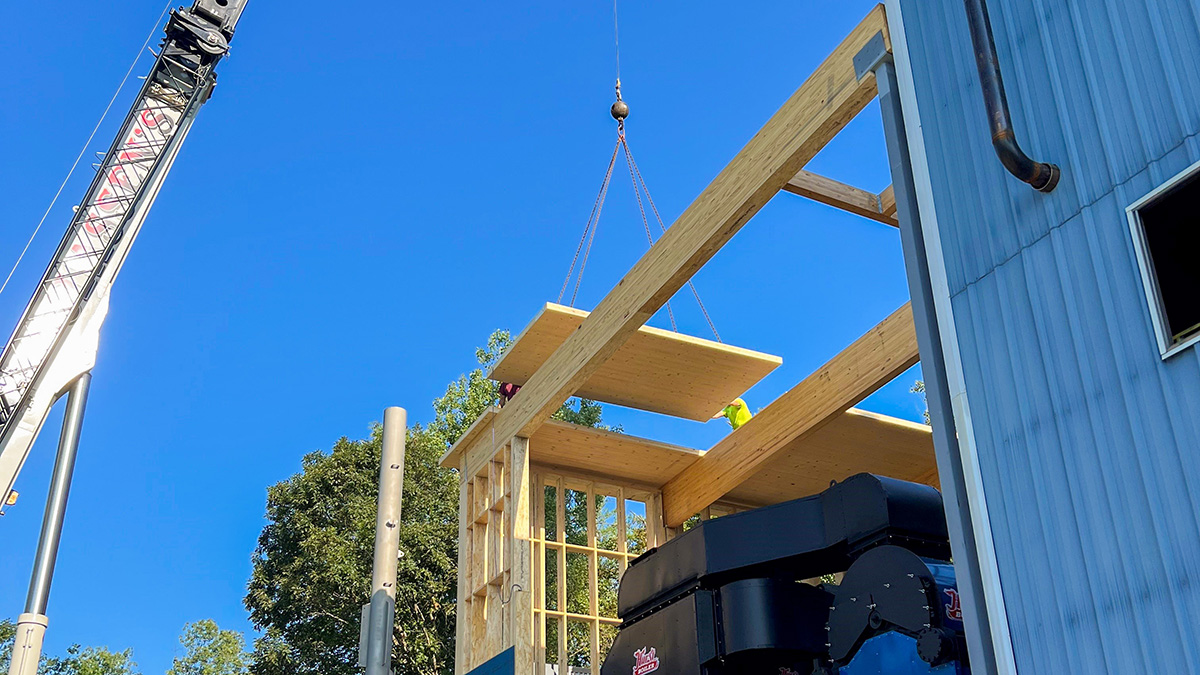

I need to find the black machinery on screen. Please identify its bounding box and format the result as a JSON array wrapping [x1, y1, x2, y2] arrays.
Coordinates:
[[600, 474, 969, 675]]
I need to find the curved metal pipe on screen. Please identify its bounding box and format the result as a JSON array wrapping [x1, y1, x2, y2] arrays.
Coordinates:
[[963, 0, 1060, 193]]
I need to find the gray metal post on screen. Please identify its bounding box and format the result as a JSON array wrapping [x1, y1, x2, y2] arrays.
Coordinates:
[[364, 407, 406, 675], [856, 36, 999, 674], [8, 371, 92, 675]]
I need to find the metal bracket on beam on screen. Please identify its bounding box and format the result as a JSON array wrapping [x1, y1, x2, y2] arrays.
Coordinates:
[[853, 31, 892, 80]]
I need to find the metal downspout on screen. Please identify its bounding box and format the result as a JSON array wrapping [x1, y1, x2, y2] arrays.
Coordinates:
[[963, 0, 1060, 192]]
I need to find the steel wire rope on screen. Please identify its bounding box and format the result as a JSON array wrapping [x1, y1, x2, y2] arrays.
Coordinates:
[[620, 130, 677, 332], [623, 141, 722, 342], [0, 1, 174, 299], [558, 139, 621, 307]]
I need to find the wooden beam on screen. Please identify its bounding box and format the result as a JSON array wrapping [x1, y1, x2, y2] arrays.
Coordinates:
[[783, 169, 898, 227], [879, 184, 897, 218], [457, 6, 890, 466], [660, 302, 919, 527]]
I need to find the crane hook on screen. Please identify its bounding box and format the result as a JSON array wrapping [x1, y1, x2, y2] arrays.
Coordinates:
[[610, 79, 629, 123]]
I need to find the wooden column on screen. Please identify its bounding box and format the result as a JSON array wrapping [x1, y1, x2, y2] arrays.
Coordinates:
[[454, 459, 471, 674], [507, 436, 534, 671]]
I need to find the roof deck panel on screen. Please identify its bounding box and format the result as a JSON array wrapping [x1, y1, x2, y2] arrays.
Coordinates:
[[529, 419, 703, 487], [725, 408, 938, 506], [489, 303, 783, 421]]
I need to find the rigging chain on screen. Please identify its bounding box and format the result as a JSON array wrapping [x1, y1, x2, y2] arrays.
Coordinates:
[[557, 118, 723, 343], [557, 0, 721, 341]]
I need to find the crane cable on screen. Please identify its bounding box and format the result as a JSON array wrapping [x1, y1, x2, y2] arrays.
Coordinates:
[[0, 0, 174, 299], [557, 0, 722, 341]]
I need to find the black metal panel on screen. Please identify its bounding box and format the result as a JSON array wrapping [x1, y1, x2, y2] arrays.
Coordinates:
[[617, 474, 950, 620], [718, 577, 830, 657], [601, 591, 717, 675]]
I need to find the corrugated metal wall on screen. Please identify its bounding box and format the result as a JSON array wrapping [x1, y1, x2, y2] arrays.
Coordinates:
[[897, 0, 1200, 671]]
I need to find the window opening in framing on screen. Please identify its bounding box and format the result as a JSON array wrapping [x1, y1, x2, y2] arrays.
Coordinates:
[[535, 473, 661, 672]]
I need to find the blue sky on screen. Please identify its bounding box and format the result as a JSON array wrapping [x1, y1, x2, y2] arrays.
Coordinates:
[[0, 0, 919, 670]]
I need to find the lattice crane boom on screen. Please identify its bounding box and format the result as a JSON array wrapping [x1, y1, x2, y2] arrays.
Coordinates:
[[0, 0, 248, 512]]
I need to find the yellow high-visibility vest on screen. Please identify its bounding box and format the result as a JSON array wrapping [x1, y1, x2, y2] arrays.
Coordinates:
[[722, 398, 753, 430]]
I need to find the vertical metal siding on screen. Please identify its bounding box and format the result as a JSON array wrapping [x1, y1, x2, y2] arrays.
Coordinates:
[[898, 0, 1200, 671]]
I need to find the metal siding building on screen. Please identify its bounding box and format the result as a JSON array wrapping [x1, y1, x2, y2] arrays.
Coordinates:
[[894, 0, 1200, 671]]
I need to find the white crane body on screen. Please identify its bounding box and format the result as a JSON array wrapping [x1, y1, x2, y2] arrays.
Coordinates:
[[0, 1, 246, 513]]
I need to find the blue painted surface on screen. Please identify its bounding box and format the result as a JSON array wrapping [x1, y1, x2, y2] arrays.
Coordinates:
[[467, 647, 515, 675], [897, 0, 1200, 672], [840, 632, 966, 675]]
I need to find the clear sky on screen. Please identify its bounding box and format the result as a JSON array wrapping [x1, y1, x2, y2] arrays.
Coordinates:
[[0, 0, 919, 671]]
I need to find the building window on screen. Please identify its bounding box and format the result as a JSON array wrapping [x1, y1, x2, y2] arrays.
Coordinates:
[[1128, 160, 1200, 358]]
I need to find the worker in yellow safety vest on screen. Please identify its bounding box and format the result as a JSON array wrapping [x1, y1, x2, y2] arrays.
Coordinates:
[[712, 398, 752, 430]]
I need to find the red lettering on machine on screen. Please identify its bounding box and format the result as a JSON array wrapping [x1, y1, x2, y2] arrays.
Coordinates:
[[632, 647, 660, 675]]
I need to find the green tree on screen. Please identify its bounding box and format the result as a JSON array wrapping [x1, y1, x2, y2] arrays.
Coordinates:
[[1, 621, 138, 675], [245, 330, 612, 675], [912, 380, 930, 424], [40, 645, 140, 675], [1, 619, 14, 673], [167, 620, 248, 675]]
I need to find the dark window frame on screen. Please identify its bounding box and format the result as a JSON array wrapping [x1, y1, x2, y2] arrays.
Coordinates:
[[1127, 159, 1200, 359]]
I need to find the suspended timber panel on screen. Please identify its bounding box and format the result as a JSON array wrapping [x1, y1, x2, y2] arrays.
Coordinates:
[[727, 408, 937, 506], [488, 303, 782, 421]]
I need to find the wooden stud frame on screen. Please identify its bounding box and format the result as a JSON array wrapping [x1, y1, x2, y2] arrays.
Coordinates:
[[532, 470, 665, 672], [455, 437, 670, 674]]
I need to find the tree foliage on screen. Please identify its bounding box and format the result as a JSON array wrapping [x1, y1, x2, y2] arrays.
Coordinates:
[[1, 619, 141, 675], [1, 620, 13, 673], [911, 380, 930, 424], [40, 646, 140, 675], [245, 330, 612, 675], [167, 620, 248, 675]]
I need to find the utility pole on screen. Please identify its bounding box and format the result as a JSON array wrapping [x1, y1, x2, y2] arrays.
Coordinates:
[[362, 407, 406, 675], [7, 372, 91, 675]]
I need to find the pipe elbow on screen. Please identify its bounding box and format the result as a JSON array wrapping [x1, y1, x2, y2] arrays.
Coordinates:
[[992, 130, 1060, 193]]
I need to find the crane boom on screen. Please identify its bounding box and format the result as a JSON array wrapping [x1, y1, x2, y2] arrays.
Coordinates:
[[0, 0, 248, 512]]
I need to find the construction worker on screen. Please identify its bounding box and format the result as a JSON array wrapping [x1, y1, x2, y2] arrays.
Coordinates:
[[712, 397, 752, 430], [498, 382, 521, 406]]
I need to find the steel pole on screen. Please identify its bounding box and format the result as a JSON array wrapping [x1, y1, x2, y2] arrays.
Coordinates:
[[365, 407, 406, 675], [867, 49, 1000, 674], [8, 372, 92, 675]]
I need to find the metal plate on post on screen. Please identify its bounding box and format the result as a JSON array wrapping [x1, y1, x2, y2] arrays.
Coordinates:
[[853, 31, 890, 80]]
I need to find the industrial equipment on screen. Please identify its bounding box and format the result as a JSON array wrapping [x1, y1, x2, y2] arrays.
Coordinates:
[[600, 474, 970, 675], [1, 3, 247, 674]]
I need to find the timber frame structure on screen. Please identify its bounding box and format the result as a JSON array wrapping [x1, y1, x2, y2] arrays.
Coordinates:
[[441, 6, 935, 673]]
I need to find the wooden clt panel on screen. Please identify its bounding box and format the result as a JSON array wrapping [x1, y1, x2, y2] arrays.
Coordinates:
[[489, 303, 782, 421], [660, 302, 919, 527], [442, 407, 703, 486], [727, 408, 937, 506], [462, 6, 890, 461], [783, 169, 898, 227], [529, 417, 703, 486]]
